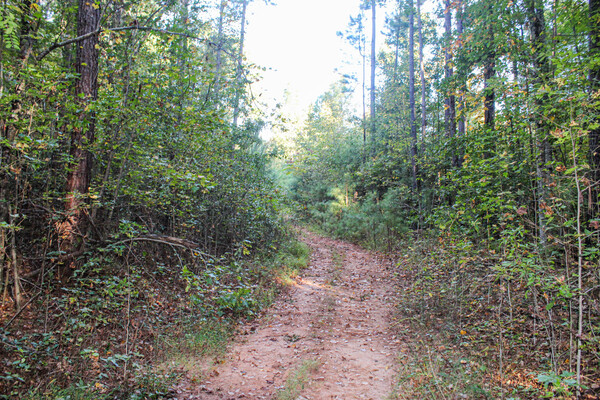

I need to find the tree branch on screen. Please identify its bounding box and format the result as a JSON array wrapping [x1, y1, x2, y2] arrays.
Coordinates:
[[111, 234, 211, 260], [37, 26, 215, 62], [3, 292, 42, 329]]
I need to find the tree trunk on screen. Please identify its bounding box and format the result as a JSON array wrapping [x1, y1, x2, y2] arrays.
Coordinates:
[[456, 0, 466, 138], [214, 0, 227, 100], [528, 0, 550, 245], [232, 0, 248, 127], [370, 0, 377, 150], [444, 0, 457, 166], [393, 16, 400, 144], [589, 0, 600, 214], [60, 0, 100, 269], [0, 226, 5, 305], [408, 0, 418, 191], [417, 0, 426, 139], [361, 12, 367, 163], [8, 204, 24, 310], [483, 3, 496, 132], [19, 0, 34, 61], [483, 61, 495, 128]]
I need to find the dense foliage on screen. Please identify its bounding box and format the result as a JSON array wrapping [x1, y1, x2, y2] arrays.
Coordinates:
[[0, 0, 290, 397], [280, 0, 600, 397]]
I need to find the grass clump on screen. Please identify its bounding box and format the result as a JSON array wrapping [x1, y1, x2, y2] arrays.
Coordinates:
[[275, 359, 320, 400], [157, 318, 233, 362], [276, 235, 311, 271], [264, 232, 310, 286]]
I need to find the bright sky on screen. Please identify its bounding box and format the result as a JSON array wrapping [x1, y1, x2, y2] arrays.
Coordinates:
[[244, 0, 364, 120]]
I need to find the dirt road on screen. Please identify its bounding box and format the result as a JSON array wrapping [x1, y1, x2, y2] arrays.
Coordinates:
[[178, 231, 401, 399]]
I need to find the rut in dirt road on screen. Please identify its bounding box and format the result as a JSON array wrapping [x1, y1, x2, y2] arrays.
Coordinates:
[[178, 231, 401, 400]]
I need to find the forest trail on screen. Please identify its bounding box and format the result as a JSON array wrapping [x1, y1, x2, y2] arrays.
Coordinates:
[[176, 230, 401, 399]]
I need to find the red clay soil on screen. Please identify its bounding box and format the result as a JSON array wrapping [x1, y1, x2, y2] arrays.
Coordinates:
[[176, 230, 401, 399]]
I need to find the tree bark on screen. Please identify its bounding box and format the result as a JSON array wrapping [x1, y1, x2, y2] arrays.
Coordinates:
[[232, 0, 248, 127], [483, 3, 496, 132], [214, 0, 227, 100], [417, 0, 426, 139], [370, 0, 377, 150], [408, 0, 418, 191], [444, 0, 457, 166], [19, 0, 34, 62], [361, 12, 367, 163], [528, 0, 550, 245], [8, 204, 24, 310], [60, 0, 100, 268], [589, 0, 600, 214], [456, 0, 466, 138]]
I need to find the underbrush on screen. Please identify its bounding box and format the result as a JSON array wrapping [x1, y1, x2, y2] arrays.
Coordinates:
[[0, 230, 309, 399], [265, 233, 311, 285], [299, 188, 412, 252], [295, 192, 599, 399], [392, 233, 599, 400]]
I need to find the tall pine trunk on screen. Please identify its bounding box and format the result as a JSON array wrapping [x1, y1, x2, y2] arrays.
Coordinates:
[[589, 0, 600, 215], [233, 0, 248, 127], [417, 0, 426, 139], [483, 3, 496, 132], [456, 0, 465, 138], [370, 0, 377, 151], [361, 13, 367, 162], [60, 0, 100, 270], [408, 0, 418, 191], [528, 0, 551, 246], [214, 0, 227, 100], [392, 17, 400, 151], [444, 0, 457, 167]]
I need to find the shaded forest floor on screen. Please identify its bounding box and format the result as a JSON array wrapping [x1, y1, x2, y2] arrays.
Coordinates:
[[175, 230, 402, 399]]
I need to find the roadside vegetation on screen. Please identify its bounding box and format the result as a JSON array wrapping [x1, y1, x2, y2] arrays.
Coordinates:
[[0, 0, 311, 397], [274, 1, 600, 398], [2, 230, 309, 399]]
